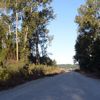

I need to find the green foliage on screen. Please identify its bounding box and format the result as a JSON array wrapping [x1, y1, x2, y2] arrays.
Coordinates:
[[0, 63, 63, 90], [0, 68, 9, 81], [0, 0, 56, 88], [0, 0, 54, 64], [74, 0, 100, 72], [29, 56, 56, 66], [0, 0, 57, 90]]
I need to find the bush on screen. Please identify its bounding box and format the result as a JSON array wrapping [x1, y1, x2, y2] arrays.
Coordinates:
[[29, 55, 57, 66], [0, 68, 10, 81], [0, 63, 64, 90]]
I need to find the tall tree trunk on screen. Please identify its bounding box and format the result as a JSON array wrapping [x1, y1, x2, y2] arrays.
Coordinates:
[[16, 12, 19, 61], [25, 26, 28, 43], [36, 32, 40, 64], [24, 26, 28, 61], [9, 25, 11, 35]]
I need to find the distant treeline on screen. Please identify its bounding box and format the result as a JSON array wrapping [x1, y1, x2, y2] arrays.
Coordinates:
[[58, 64, 79, 69]]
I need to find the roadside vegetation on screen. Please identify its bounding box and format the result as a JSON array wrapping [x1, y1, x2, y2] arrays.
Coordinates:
[[74, 0, 100, 76], [0, 0, 65, 90], [0, 60, 64, 90], [58, 64, 79, 72]]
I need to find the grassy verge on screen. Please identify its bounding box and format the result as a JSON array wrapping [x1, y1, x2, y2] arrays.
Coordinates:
[[0, 61, 65, 91]]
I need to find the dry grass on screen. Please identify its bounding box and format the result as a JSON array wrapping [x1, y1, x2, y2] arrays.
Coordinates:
[[0, 62, 65, 90]]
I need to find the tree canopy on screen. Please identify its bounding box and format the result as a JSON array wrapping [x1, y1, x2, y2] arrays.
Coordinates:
[[74, 0, 100, 72], [0, 0, 55, 66]]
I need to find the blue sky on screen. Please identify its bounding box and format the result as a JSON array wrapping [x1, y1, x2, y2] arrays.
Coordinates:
[[48, 0, 85, 64]]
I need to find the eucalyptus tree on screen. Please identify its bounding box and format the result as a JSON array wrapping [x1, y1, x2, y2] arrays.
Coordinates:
[[0, 1, 12, 64], [0, 0, 54, 65], [0, 19, 9, 64], [23, 0, 54, 64], [0, 0, 23, 61], [74, 0, 100, 71], [0, 0, 37, 61], [36, 0, 54, 64]]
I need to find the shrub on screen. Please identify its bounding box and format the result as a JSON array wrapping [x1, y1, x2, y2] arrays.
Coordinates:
[[0, 63, 64, 90], [0, 67, 10, 81]]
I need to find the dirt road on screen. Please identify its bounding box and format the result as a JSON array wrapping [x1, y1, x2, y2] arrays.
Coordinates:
[[0, 72, 100, 100]]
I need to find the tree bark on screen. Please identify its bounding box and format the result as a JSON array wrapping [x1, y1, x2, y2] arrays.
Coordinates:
[[36, 31, 40, 64], [16, 12, 19, 61]]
